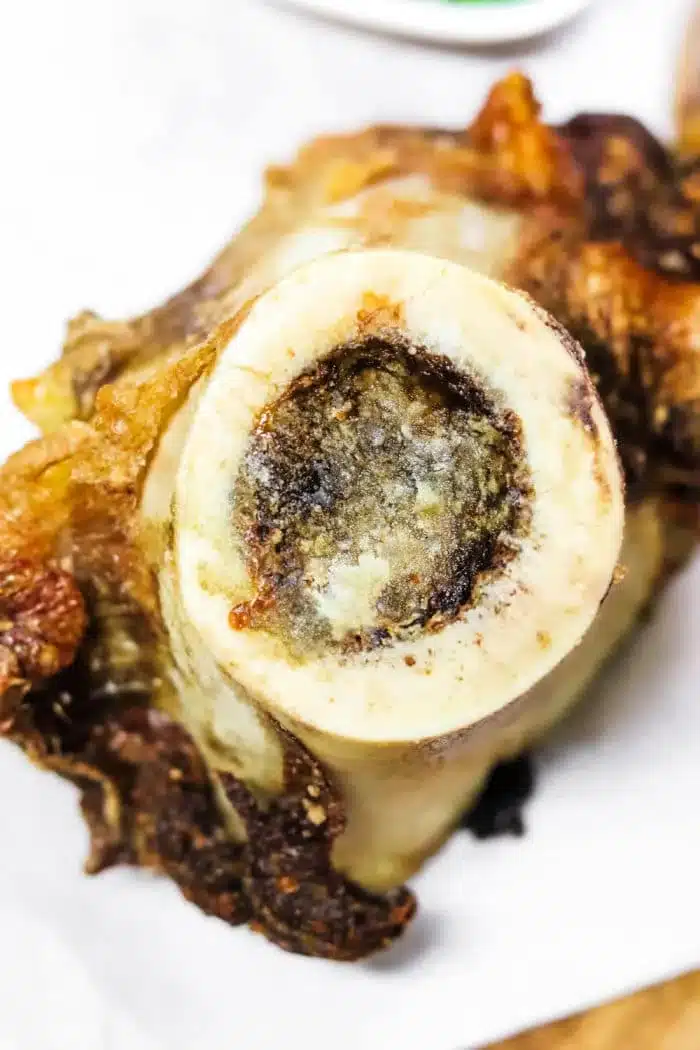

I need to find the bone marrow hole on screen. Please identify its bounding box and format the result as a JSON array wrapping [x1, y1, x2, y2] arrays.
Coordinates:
[[231, 337, 532, 657]]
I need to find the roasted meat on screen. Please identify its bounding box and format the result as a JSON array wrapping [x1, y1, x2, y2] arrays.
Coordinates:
[[1, 73, 698, 960]]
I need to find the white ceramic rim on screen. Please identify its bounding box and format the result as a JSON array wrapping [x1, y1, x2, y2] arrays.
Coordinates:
[[271, 0, 595, 46]]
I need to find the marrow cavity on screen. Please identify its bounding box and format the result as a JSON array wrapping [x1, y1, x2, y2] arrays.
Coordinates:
[[231, 337, 531, 657]]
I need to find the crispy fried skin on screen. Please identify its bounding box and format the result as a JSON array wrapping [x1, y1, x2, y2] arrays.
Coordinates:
[[2, 73, 700, 959]]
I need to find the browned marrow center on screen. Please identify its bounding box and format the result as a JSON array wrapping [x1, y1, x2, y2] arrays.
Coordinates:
[[231, 337, 532, 656]]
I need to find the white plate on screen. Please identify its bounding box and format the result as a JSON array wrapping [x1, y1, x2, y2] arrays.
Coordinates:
[[273, 0, 595, 45]]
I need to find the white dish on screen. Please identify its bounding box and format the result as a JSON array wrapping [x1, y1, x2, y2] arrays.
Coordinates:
[[273, 0, 595, 46]]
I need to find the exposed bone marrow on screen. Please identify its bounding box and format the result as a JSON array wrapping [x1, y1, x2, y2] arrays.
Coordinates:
[[232, 336, 531, 656]]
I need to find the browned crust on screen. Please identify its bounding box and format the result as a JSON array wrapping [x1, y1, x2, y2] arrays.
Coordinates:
[[1, 72, 700, 961], [222, 727, 415, 960], [6, 672, 414, 957], [514, 229, 700, 493]]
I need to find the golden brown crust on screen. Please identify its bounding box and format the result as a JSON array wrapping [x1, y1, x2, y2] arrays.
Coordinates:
[[466, 73, 583, 207]]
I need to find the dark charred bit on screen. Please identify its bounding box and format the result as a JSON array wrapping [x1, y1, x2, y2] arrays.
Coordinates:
[[576, 323, 700, 503], [560, 113, 700, 283], [75, 708, 250, 924], [13, 695, 250, 924], [221, 730, 416, 961], [560, 113, 671, 187], [655, 400, 700, 499], [3, 604, 413, 956], [568, 327, 653, 498], [232, 336, 531, 659], [461, 754, 536, 840], [117, 708, 250, 924]]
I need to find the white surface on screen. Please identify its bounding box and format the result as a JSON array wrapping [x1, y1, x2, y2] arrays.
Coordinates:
[[273, 0, 594, 46], [0, 1, 699, 1048]]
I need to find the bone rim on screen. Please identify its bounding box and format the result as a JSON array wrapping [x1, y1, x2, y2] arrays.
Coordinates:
[[175, 249, 624, 744]]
